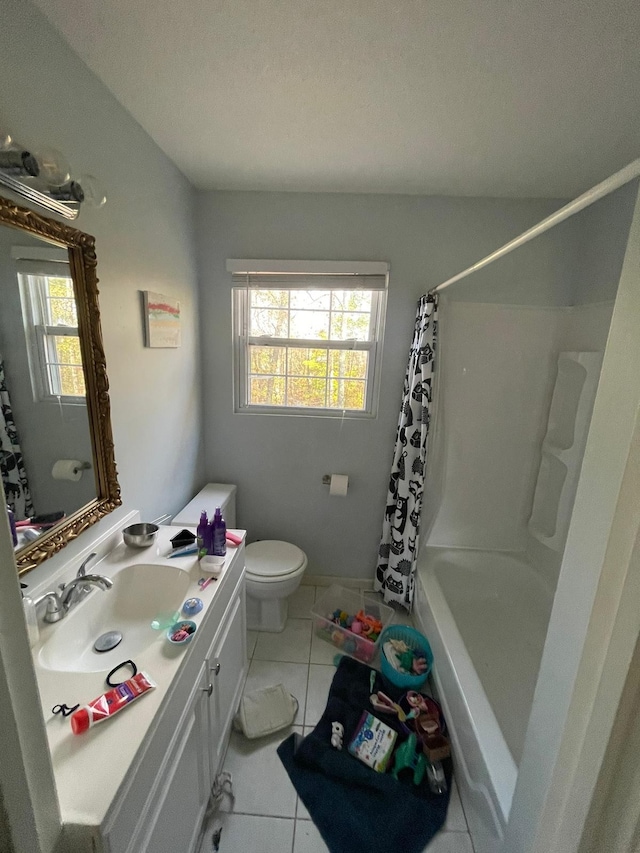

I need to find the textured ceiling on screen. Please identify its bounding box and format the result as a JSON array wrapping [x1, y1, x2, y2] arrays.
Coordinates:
[[34, 0, 640, 197]]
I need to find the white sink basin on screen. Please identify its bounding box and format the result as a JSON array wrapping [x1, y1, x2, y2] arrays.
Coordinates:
[[38, 563, 191, 673]]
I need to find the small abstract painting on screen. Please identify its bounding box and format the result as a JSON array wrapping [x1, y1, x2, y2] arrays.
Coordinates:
[[143, 291, 181, 348]]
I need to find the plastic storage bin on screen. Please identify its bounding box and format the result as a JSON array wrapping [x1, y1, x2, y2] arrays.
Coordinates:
[[311, 585, 394, 664]]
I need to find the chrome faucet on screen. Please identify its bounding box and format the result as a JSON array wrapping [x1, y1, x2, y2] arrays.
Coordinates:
[[34, 554, 112, 623], [76, 552, 98, 578]]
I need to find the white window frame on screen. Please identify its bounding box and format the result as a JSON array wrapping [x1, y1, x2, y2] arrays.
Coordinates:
[[13, 250, 86, 405], [229, 260, 389, 418]]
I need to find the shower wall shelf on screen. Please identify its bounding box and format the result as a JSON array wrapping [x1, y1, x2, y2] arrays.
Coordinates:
[[528, 351, 603, 552]]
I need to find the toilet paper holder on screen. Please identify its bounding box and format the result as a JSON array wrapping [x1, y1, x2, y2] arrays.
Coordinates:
[[51, 459, 92, 481], [322, 474, 349, 496]]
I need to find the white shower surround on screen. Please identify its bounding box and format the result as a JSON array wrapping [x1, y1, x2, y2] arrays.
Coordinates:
[[414, 548, 525, 851], [415, 298, 616, 853]]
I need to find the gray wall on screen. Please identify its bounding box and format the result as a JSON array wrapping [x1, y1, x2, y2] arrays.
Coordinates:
[[196, 190, 563, 578], [0, 0, 203, 526], [572, 180, 639, 305], [447, 180, 638, 307]]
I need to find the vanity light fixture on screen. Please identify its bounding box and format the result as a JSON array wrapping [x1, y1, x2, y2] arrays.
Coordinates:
[[0, 131, 106, 220]]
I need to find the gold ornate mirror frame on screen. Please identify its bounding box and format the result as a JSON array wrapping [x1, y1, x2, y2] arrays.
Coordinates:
[[0, 195, 121, 574]]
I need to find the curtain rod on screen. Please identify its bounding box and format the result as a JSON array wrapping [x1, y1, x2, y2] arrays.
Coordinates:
[[430, 157, 640, 295]]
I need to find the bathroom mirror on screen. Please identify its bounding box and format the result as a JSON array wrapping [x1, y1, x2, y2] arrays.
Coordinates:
[[0, 194, 121, 575]]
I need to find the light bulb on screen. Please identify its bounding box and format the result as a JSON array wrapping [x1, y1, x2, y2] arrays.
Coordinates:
[[33, 146, 71, 187], [0, 148, 39, 176], [49, 181, 85, 203], [77, 174, 107, 208], [0, 132, 13, 152]]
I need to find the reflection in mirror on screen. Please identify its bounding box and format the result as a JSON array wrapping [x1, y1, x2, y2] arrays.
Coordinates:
[[1, 230, 97, 550], [0, 195, 120, 575]]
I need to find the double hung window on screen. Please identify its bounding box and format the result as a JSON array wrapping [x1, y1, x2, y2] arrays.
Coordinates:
[[231, 261, 388, 417], [15, 254, 85, 402]]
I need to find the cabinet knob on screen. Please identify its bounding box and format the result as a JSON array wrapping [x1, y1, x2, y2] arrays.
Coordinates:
[[212, 662, 221, 676], [202, 683, 213, 697]]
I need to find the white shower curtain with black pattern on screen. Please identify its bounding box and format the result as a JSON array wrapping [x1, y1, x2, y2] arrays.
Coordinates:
[[375, 294, 438, 610], [1, 357, 34, 520]]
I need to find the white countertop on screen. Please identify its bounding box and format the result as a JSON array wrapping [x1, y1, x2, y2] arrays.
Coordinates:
[[31, 525, 245, 828]]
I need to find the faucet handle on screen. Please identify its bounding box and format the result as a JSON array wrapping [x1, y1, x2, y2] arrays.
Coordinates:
[[34, 591, 65, 623], [77, 552, 97, 578]]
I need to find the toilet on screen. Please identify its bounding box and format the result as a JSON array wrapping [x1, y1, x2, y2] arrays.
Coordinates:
[[171, 483, 307, 632]]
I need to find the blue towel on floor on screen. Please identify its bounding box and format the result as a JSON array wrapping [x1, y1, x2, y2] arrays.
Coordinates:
[[277, 656, 451, 853]]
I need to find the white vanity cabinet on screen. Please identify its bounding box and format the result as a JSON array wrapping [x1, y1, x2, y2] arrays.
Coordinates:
[[137, 662, 211, 853], [99, 550, 247, 853], [206, 590, 247, 775]]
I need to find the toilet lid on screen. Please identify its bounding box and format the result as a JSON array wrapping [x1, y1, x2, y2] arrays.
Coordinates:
[[245, 540, 306, 578]]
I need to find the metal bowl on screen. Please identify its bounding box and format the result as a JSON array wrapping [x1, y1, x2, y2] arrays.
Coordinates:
[[122, 522, 159, 548]]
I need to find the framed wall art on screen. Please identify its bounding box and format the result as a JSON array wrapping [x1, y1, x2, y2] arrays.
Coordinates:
[[142, 290, 181, 348]]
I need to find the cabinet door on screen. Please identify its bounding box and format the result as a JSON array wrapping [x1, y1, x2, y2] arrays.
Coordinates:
[[138, 665, 211, 853], [208, 587, 247, 776]]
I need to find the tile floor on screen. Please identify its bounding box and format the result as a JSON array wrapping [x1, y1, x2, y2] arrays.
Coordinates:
[[199, 585, 474, 853]]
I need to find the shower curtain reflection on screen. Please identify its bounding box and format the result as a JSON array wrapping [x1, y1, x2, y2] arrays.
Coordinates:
[[0, 356, 34, 520]]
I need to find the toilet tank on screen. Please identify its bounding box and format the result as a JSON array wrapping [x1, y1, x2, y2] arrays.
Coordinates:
[[171, 483, 237, 529]]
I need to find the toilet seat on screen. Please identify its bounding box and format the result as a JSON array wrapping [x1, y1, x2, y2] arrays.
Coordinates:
[[245, 540, 306, 581]]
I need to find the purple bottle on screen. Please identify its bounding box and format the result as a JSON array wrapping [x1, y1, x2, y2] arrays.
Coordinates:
[[211, 506, 226, 558], [196, 510, 209, 557]]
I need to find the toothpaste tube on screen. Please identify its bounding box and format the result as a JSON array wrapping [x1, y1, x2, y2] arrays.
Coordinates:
[[71, 672, 156, 734]]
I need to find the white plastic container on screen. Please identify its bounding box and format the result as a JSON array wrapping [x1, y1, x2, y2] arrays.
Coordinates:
[[311, 585, 394, 664]]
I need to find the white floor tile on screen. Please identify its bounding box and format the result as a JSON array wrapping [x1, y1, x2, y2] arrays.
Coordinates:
[[444, 779, 468, 832], [254, 618, 313, 664], [293, 820, 330, 853], [246, 630, 258, 658], [221, 727, 301, 818], [243, 659, 309, 724], [423, 831, 474, 852], [304, 664, 336, 726], [204, 813, 295, 853], [289, 585, 317, 619], [310, 630, 342, 665]]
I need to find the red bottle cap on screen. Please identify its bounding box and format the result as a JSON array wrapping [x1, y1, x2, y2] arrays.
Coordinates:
[[70, 706, 90, 734]]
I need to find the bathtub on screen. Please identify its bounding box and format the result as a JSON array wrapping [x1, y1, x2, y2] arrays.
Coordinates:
[[414, 546, 554, 853]]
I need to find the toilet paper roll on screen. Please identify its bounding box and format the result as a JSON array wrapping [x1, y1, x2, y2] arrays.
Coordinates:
[[329, 474, 349, 497], [51, 460, 84, 482]]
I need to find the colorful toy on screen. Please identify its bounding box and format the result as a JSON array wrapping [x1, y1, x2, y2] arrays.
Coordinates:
[[331, 629, 345, 647], [369, 691, 417, 724], [343, 638, 357, 655], [391, 733, 427, 785], [386, 638, 429, 677], [327, 607, 383, 642], [169, 622, 196, 642]]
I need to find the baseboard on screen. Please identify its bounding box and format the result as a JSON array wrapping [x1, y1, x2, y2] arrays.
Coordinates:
[[302, 573, 375, 591]]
